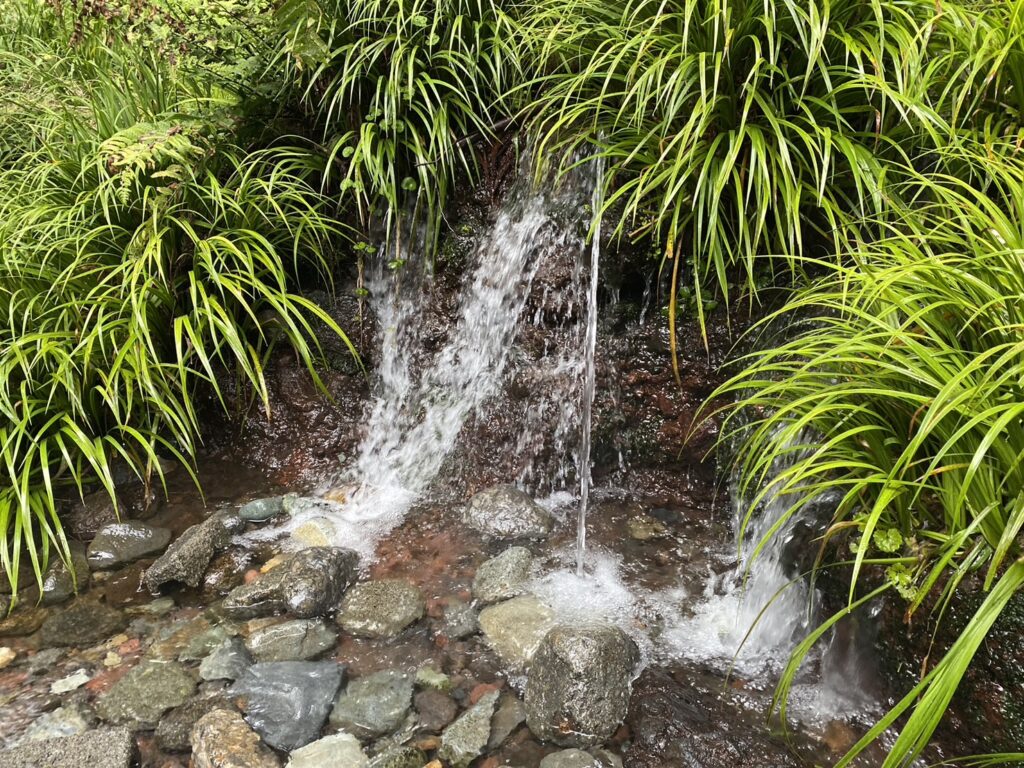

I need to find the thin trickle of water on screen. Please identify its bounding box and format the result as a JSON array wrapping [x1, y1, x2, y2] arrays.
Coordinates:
[[575, 156, 604, 575]]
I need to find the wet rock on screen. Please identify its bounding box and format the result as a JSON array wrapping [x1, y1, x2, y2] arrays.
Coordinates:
[[441, 598, 478, 640], [200, 637, 253, 682], [478, 595, 556, 670], [13, 704, 90, 744], [239, 496, 287, 522], [144, 512, 243, 591], [66, 490, 122, 541], [103, 562, 151, 607], [191, 708, 281, 768], [222, 547, 358, 620], [525, 626, 638, 747], [463, 485, 554, 542], [179, 624, 234, 662], [96, 659, 196, 727], [415, 665, 451, 691], [329, 669, 414, 740], [41, 543, 90, 605], [50, 669, 91, 693], [87, 521, 171, 570], [368, 746, 426, 768], [488, 693, 526, 749], [287, 732, 368, 768], [336, 580, 424, 639], [245, 619, 337, 662], [40, 600, 126, 647], [0, 646, 14, 669], [0, 727, 134, 768], [156, 694, 233, 752], [0, 606, 48, 638], [438, 689, 499, 768], [231, 661, 344, 751], [625, 668, 799, 768], [204, 548, 254, 595], [627, 515, 669, 541], [473, 547, 533, 605], [541, 750, 602, 768], [415, 689, 458, 733]]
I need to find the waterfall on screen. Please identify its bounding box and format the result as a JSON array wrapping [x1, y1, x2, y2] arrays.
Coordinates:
[[279, 167, 597, 558], [575, 155, 603, 574]]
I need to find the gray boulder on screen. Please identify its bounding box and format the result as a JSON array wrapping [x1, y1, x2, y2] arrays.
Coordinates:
[[473, 547, 533, 604], [222, 547, 358, 619], [463, 485, 553, 542], [438, 690, 499, 768], [0, 727, 134, 768], [244, 619, 337, 662], [231, 661, 344, 751], [525, 626, 638, 747], [145, 512, 244, 591], [87, 521, 171, 570], [329, 669, 414, 740], [96, 659, 196, 727], [336, 580, 424, 639]]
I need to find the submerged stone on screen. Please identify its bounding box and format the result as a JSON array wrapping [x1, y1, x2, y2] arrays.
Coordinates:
[[287, 732, 368, 768], [12, 704, 90, 744], [87, 521, 171, 570], [336, 580, 424, 639], [0, 606, 48, 638], [367, 746, 426, 768], [0, 727, 134, 768], [231, 661, 344, 751], [244, 618, 337, 662], [199, 637, 253, 682], [222, 547, 358, 620], [329, 669, 414, 740], [40, 599, 126, 647], [238, 496, 288, 522], [472, 547, 533, 605], [156, 693, 233, 752], [525, 626, 638, 747], [191, 708, 281, 768], [478, 595, 556, 671], [540, 749, 602, 768], [438, 689, 499, 768], [96, 659, 196, 727], [462, 485, 553, 542]]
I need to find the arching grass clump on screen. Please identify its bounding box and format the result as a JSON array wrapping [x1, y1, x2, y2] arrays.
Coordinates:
[[274, 0, 525, 239], [709, 155, 1024, 766], [0, 10, 355, 594]]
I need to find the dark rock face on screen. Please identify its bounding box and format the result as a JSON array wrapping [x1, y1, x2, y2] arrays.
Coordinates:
[[525, 626, 639, 748], [222, 546, 358, 619], [0, 727, 135, 768], [39, 599, 126, 648], [624, 668, 799, 768], [230, 661, 345, 751], [144, 512, 243, 591]]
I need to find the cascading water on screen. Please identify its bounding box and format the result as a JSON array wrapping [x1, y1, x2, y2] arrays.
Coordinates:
[[272, 165, 600, 558], [575, 156, 603, 574]]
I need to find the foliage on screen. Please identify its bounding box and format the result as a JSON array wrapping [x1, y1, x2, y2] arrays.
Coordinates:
[[274, 0, 524, 238], [0, 5, 354, 594], [709, 157, 1024, 766]]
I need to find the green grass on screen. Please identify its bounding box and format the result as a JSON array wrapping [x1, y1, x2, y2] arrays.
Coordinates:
[[708, 155, 1024, 765]]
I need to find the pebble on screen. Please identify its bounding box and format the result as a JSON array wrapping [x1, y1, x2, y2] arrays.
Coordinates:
[[438, 690, 500, 768], [336, 580, 425, 639], [51, 669, 92, 694], [478, 595, 556, 671], [329, 669, 414, 740], [191, 708, 281, 768], [472, 547, 533, 605], [0, 646, 15, 669], [287, 732, 368, 767], [86, 521, 172, 570]]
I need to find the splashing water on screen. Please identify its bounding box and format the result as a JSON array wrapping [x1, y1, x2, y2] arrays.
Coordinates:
[[575, 156, 604, 574]]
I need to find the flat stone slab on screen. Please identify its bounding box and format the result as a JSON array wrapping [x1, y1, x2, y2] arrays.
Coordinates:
[[0, 727, 134, 768]]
